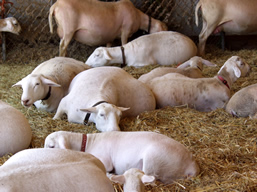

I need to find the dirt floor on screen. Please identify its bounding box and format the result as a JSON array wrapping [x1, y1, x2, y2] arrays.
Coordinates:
[[0, 42, 256, 191]]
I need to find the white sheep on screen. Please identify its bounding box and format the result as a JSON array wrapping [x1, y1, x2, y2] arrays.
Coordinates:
[[110, 168, 155, 192], [44, 131, 200, 184], [195, 0, 257, 55], [225, 83, 257, 118], [13, 57, 90, 112], [147, 56, 250, 111], [138, 56, 216, 84], [85, 31, 197, 68], [0, 100, 31, 156], [0, 148, 114, 192], [49, 0, 167, 56], [53, 66, 156, 132], [0, 17, 21, 34]]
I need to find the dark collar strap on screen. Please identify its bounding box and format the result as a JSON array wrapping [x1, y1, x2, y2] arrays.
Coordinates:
[[81, 134, 87, 151], [42, 86, 51, 101], [120, 46, 126, 68], [217, 75, 230, 89], [83, 101, 108, 125], [148, 15, 152, 34], [197, 66, 202, 71]]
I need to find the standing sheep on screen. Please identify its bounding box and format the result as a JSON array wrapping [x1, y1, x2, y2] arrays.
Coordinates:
[[85, 31, 197, 68], [147, 56, 250, 111], [13, 57, 90, 112], [0, 100, 31, 156], [226, 83, 257, 118], [49, 0, 167, 56], [195, 0, 257, 55]]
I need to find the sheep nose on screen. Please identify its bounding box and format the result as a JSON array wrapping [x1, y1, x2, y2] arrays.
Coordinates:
[[22, 99, 30, 106]]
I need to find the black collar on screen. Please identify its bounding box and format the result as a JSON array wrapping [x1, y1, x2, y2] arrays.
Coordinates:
[[42, 86, 51, 101], [197, 66, 202, 71], [83, 101, 108, 125], [120, 46, 126, 68]]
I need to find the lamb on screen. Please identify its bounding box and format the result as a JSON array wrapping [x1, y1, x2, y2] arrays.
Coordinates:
[[0, 17, 21, 34], [138, 56, 216, 84], [12, 57, 90, 112], [147, 56, 250, 111], [110, 168, 155, 192], [44, 131, 200, 184], [53, 66, 156, 132], [85, 31, 197, 68], [0, 100, 32, 156], [0, 148, 114, 192], [49, 0, 167, 56], [195, 0, 257, 55], [225, 83, 257, 118]]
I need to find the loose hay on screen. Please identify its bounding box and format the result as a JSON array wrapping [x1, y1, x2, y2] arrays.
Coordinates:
[[0, 43, 256, 191]]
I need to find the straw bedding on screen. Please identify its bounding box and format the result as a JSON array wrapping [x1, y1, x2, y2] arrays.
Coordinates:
[[0, 43, 256, 191]]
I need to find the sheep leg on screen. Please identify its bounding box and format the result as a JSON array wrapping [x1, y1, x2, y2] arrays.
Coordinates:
[[59, 33, 73, 57]]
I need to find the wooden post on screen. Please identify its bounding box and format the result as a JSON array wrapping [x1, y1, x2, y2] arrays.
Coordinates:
[[1, 0, 6, 61], [0, 0, 14, 61]]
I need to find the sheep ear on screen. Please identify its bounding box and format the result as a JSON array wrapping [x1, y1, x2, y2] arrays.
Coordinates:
[[177, 60, 191, 68], [40, 76, 61, 87], [117, 107, 130, 112], [202, 59, 216, 66], [103, 49, 112, 60], [141, 175, 156, 184], [12, 80, 23, 87], [110, 175, 125, 185], [233, 66, 241, 78], [80, 107, 97, 114]]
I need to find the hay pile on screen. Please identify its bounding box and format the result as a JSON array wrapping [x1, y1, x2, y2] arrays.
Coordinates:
[[0, 43, 256, 191]]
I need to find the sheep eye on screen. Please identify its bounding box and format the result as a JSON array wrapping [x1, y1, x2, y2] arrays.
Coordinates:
[[100, 113, 104, 117], [49, 145, 54, 148], [36, 83, 40, 86]]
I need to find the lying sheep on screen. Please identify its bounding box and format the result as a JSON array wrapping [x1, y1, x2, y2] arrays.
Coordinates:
[[44, 131, 200, 184], [13, 57, 90, 112], [225, 83, 257, 118], [49, 0, 167, 56], [138, 56, 216, 84], [147, 56, 250, 111], [0, 17, 21, 34], [0, 148, 114, 192], [85, 31, 197, 68], [110, 168, 155, 192], [53, 66, 156, 132], [0, 100, 32, 156]]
